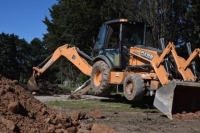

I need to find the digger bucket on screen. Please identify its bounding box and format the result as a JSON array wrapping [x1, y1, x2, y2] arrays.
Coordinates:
[[27, 72, 39, 91], [154, 80, 200, 120]]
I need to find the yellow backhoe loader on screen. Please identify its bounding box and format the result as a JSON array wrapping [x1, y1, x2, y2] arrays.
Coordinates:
[[27, 19, 200, 119]]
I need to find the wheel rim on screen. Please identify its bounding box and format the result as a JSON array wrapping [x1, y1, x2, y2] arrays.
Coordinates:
[[94, 69, 102, 86], [125, 80, 133, 95]]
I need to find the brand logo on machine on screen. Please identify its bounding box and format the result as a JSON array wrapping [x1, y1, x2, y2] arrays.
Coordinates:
[[115, 73, 119, 77], [140, 51, 153, 60]]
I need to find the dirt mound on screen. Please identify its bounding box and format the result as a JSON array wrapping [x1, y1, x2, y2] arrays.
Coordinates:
[[0, 75, 117, 133], [87, 109, 104, 119], [91, 124, 117, 133], [173, 111, 200, 119]]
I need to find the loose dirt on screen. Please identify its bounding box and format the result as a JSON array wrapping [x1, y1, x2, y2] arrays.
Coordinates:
[[0, 75, 116, 133], [54, 105, 200, 133], [39, 95, 200, 133]]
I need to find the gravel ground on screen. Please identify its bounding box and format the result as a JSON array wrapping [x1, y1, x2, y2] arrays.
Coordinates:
[[34, 95, 111, 103]]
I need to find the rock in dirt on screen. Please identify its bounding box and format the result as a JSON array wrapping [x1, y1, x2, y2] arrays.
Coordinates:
[[87, 109, 104, 119], [66, 126, 77, 133], [71, 111, 86, 121], [7, 101, 21, 114], [91, 123, 117, 133], [173, 112, 200, 119], [195, 111, 200, 117], [0, 75, 117, 133], [0, 116, 17, 131], [85, 124, 93, 130], [69, 93, 82, 99]]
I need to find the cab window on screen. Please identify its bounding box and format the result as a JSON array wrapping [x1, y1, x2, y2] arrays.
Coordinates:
[[104, 23, 120, 48], [122, 23, 144, 48]]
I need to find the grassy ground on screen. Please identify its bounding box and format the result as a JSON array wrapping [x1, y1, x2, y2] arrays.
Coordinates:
[[46, 97, 157, 113]]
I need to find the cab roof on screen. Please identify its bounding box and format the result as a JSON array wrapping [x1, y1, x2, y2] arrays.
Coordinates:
[[104, 19, 144, 25], [104, 19, 151, 28]]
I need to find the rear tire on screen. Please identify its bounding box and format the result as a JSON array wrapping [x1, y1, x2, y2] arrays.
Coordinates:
[[91, 61, 111, 96], [123, 74, 145, 101]]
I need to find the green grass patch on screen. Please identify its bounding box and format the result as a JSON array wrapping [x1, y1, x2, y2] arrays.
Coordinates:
[[46, 99, 157, 113]]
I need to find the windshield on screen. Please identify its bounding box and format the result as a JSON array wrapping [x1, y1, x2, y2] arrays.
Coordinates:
[[145, 27, 154, 47], [122, 23, 144, 47], [94, 25, 107, 50]]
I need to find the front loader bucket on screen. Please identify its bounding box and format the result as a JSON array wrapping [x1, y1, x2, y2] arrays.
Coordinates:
[[154, 80, 200, 120], [27, 75, 39, 91]]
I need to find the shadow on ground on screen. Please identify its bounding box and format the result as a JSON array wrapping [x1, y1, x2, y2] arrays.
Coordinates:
[[100, 94, 156, 110]]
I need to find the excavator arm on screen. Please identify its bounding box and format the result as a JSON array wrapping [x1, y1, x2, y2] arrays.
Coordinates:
[[27, 44, 92, 91], [184, 48, 200, 70]]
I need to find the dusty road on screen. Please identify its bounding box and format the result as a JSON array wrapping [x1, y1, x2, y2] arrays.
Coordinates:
[[34, 94, 110, 103]]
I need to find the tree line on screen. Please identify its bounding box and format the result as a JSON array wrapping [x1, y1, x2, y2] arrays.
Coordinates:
[[0, 0, 200, 85], [0, 33, 47, 83]]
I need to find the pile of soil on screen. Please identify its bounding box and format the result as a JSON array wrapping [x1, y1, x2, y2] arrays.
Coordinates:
[[173, 111, 200, 119], [0, 75, 116, 133]]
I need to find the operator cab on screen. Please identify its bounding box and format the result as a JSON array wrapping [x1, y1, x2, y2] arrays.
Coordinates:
[[94, 19, 153, 69]]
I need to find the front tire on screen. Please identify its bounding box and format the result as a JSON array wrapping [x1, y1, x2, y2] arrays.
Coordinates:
[[91, 61, 111, 96], [123, 74, 145, 101]]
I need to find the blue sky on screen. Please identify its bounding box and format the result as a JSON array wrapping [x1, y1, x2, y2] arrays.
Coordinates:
[[0, 0, 57, 43]]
